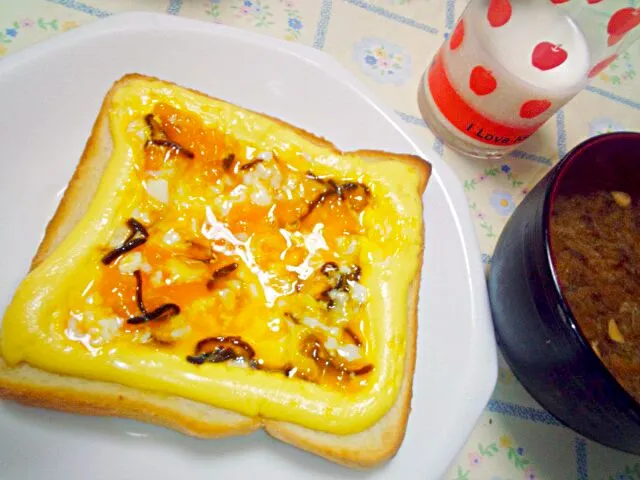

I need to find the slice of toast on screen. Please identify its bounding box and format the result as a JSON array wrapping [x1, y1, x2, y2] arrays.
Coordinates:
[[0, 74, 430, 468]]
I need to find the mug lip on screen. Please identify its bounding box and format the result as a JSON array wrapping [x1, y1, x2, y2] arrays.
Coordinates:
[[542, 132, 640, 414]]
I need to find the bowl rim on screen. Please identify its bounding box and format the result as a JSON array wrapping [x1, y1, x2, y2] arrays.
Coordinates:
[[542, 131, 640, 414]]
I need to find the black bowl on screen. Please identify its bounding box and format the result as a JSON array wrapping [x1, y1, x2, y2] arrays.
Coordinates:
[[489, 132, 640, 454]]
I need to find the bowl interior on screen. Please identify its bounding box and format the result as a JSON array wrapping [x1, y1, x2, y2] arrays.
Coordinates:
[[545, 131, 640, 404]]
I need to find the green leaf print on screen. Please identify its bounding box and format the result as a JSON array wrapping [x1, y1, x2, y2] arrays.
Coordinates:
[[464, 179, 476, 191], [507, 447, 530, 470], [480, 221, 496, 238], [478, 442, 499, 457], [454, 466, 470, 480], [206, 2, 221, 17]]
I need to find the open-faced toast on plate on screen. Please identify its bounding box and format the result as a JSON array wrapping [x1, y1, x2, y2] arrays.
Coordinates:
[[0, 74, 430, 468]]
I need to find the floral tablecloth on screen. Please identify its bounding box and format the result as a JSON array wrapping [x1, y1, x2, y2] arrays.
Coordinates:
[[1, 1, 639, 479]]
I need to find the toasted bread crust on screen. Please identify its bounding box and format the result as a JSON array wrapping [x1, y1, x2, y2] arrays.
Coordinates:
[[0, 74, 430, 467], [31, 105, 112, 269], [0, 358, 260, 437]]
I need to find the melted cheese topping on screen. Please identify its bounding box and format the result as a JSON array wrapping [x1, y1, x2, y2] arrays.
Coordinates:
[[1, 78, 424, 434]]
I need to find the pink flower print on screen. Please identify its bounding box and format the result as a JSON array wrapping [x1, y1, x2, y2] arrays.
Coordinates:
[[524, 466, 537, 480], [468, 451, 482, 467], [20, 18, 35, 28], [284, 0, 295, 7], [240, 7, 251, 14], [476, 212, 486, 220]]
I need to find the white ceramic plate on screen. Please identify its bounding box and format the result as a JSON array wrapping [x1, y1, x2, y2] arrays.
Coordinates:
[[0, 12, 496, 480]]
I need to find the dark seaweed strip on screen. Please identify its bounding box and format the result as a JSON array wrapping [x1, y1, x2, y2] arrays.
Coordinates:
[[213, 263, 239, 279], [101, 238, 147, 265], [194, 336, 256, 359], [126, 270, 180, 325], [302, 334, 374, 378], [127, 303, 181, 325], [343, 327, 362, 347], [318, 287, 335, 310], [335, 274, 349, 292], [147, 139, 195, 159], [284, 312, 301, 324], [320, 262, 339, 276], [306, 171, 327, 185], [187, 346, 237, 365], [239, 159, 264, 171], [222, 154, 236, 171], [326, 179, 341, 198], [146, 303, 180, 321], [351, 364, 374, 376], [298, 174, 370, 222], [206, 262, 239, 290], [186, 354, 207, 365], [144, 113, 195, 159], [145, 113, 162, 133], [127, 218, 149, 237], [316, 264, 362, 309], [134, 270, 147, 316], [340, 182, 360, 191], [299, 190, 337, 221], [101, 218, 149, 265]]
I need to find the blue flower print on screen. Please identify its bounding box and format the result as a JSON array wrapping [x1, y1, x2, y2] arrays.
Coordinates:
[[353, 37, 412, 85], [244, 0, 252, 6], [501, 164, 511, 173], [288, 18, 302, 30], [490, 190, 516, 216], [364, 55, 377, 65], [5, 28, 17, 38]]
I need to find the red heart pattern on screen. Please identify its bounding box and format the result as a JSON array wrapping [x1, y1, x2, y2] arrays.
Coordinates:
[[531, 42, 568, 71], [607, 8, 640, 46], [520, 100, 552, 119], [469, 66, 498, 96], [450, 20, 465, 50], [487, 0, 512, 27]]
